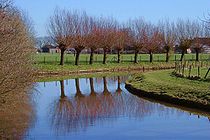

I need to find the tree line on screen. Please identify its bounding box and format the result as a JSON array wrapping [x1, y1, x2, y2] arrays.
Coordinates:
[[48, 9, 210, 66]]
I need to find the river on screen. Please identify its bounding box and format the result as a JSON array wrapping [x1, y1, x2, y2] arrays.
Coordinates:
[[14, 75, 210, 139]]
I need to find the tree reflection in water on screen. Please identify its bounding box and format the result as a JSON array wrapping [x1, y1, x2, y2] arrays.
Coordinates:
[[50, 80, 74, 135], [0, 85, 35, 139], [49, 75, 192, 135], [116, 76, 122, 94], [75, 78, 85, 98]]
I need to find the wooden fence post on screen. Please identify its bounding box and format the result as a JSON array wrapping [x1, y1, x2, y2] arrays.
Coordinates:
[[182, 62, 185, 76], [198, 66, 200, 77], [204, 68, 210, 79], [175, 61, 177, 72], [188, 65, 192, 77]]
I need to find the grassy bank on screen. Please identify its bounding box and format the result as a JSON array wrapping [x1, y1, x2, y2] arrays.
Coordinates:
[[174, 61, 210, 80], [34, 61, 175, 73], [36, 71, 132, 82], [173, 67, 210, 80], [125, 70, 210, 112]]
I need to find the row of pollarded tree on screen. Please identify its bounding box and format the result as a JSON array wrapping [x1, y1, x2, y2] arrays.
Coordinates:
[[48, 9, 210, 66]]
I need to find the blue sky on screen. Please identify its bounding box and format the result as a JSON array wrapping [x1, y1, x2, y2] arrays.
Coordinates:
[[14, 0, 210, 37]]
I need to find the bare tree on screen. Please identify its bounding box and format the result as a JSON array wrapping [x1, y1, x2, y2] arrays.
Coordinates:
[[70, 11, 90, 65], [202, 13, 210, 31], [97, 17, 117, 64], [191, 23, 208, 61], [0, 2, 35, 139], [143, 24, 163, 63], [158, 20, 176, 62], [85, 17, 99, 64], [48, 9, 71, 65], [192, 37, 204, 61], [128, 19, 147, 63], [176, 19, 200, 61], [114, 26, 129, 63], [0, 0, 34, 96], [0, 0, 12, 9], [36, 37, 51, 49]]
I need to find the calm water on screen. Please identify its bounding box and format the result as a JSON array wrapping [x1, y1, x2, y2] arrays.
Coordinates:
[[25, 75, 210, 139]]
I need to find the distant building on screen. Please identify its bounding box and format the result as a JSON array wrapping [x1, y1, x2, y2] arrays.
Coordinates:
[[202, 45, 210, 53], [191, 37, 210, 53], [41, 45, 60, 53], [174, 38, 210, 54], [186, 48, 192, 54], [36, 48, 42, 53], [66, 48, 75, 54]]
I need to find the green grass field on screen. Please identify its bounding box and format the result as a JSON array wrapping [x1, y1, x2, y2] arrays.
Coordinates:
[[34, 61, 175, 72], [34, 53, 210, 64], [126, 70, 210, 105], [33, 53, 210, 72]]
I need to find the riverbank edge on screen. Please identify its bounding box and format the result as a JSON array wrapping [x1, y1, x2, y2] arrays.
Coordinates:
[[35, 65, 175, 77], [125, 83, 210, 113]]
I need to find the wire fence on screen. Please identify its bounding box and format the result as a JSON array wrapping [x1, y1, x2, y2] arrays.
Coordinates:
[[35, 53, 210, 64], [173, 60, 210, 79]]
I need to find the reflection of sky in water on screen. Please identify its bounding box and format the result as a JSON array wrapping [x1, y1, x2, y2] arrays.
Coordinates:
[[26, 76, 210, 140]]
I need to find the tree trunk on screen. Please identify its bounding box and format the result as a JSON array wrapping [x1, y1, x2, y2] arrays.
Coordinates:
[[60, 80, 65, 98], [180, 51, 185, 61], [75, 51, 81, 65], [89, 77, 95, 95], [134, 50, 138, 63], [116, 76, 122, 93], [166, 51, 170, 62], [149, 51, 153, 63], [117, 49, 121, 63], [103, 49, 107, 64], [195, 50, 199, 61], [60, 48, 65, 65], [103, 77, 109, 94], [89, 49, 94, 64], [75, 78, 84, 97]]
